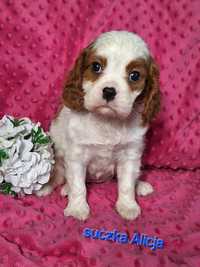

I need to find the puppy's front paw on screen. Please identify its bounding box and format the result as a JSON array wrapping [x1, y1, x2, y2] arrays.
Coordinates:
[[116, 200, 141, 220], [35, 184, 53, 197], [64, 202, 90, 220], [136, 181, 153, 196]]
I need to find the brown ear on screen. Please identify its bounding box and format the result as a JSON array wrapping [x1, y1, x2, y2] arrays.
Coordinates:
[[141, 57, 161, 125], [62, 48, 89, 111]]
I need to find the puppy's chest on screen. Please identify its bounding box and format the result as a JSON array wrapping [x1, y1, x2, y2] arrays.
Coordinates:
[[69, 117, 134, 182], [68, 114, 133, 146], [83, 142, 117, 182]]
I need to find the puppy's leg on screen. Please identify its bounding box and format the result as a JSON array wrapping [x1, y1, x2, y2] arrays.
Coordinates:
[[60, 183, 69, 196], [116, 160, 141, 220], [64, 160, 89, 220], [36, 156, 65, 197], [136, 181, 153, 196]]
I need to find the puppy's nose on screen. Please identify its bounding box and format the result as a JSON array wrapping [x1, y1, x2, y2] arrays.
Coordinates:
[[102, 87, 116, 102]]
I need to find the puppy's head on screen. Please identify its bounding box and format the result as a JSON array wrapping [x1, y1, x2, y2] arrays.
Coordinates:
[[63, 31, 160, 125]]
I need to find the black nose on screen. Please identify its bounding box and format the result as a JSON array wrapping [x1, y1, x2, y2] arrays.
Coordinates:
[[102, 87, 117, 102]]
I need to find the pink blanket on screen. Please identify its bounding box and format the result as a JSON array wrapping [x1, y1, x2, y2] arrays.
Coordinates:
[[0, 0, 200, 266]]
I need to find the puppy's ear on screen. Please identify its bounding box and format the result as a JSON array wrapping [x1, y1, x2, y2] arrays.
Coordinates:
[[141, 57, 161, 125], [62, 47, 90, 111]]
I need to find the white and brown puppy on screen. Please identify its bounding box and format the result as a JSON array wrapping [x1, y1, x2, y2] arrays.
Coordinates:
[[37, 31, 160, 220]]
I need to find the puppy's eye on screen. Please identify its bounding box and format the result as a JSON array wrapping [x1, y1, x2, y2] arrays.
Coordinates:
[[91, 62, 102, 73], [129, 71, 140, 81]]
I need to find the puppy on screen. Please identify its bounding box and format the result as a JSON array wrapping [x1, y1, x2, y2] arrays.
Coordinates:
[[37, 31, 160, 220]]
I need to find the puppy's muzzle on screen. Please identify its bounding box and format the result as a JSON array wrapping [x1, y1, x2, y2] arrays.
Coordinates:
[[102, 87, 117, 102]]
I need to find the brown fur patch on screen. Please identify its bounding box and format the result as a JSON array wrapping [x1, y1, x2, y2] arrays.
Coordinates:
[[62, 45, 107, 111], [83, 53, 107, 82], [126, 58, 148, 91], [62, 48, 89, 111], [135, 57, 161, 125]]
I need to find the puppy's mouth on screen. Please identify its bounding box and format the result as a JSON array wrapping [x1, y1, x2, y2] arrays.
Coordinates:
[[93, 105, 130, 121], [93, 105, 117, 117]]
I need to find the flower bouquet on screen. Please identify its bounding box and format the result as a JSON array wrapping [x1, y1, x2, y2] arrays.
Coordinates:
[[0, 115, 54, 195]]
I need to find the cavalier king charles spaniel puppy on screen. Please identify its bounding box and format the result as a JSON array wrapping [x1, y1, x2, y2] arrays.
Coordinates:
[[37, 31, 160, 220]]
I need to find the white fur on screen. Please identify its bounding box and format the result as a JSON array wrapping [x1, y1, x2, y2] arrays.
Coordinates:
[[37, 31, 154, 220]]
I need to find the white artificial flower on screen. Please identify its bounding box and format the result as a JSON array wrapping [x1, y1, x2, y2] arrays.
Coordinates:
[[0, 115, 54, 194], [0, 115, 26, 139]]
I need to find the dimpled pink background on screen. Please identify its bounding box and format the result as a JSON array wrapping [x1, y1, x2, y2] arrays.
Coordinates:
[[0, 0, 200, 266]]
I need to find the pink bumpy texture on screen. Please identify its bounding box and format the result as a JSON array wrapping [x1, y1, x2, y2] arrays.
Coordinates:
[[0, 0, 200, 266]]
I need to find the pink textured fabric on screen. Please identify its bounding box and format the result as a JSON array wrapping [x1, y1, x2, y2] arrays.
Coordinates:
[[0, 0, 200, 266]]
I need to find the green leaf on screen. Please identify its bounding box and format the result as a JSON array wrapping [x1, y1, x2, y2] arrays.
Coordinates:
[[31, 127, 50, 145], [0, 182, 16, 196], [7, 117, 25, 127], [0, 149, 9, 166], [37, 136, 50, 144], [37, 127, 42, 135], [24, 133, 32, 140]]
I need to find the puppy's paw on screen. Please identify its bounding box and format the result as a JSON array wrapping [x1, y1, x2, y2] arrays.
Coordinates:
[[35, 184, 53, 197], [60, 184, 69, 196], [116, 200, 141, 220], [136, 181, 154, 196], [64, 202, 90, 220]]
